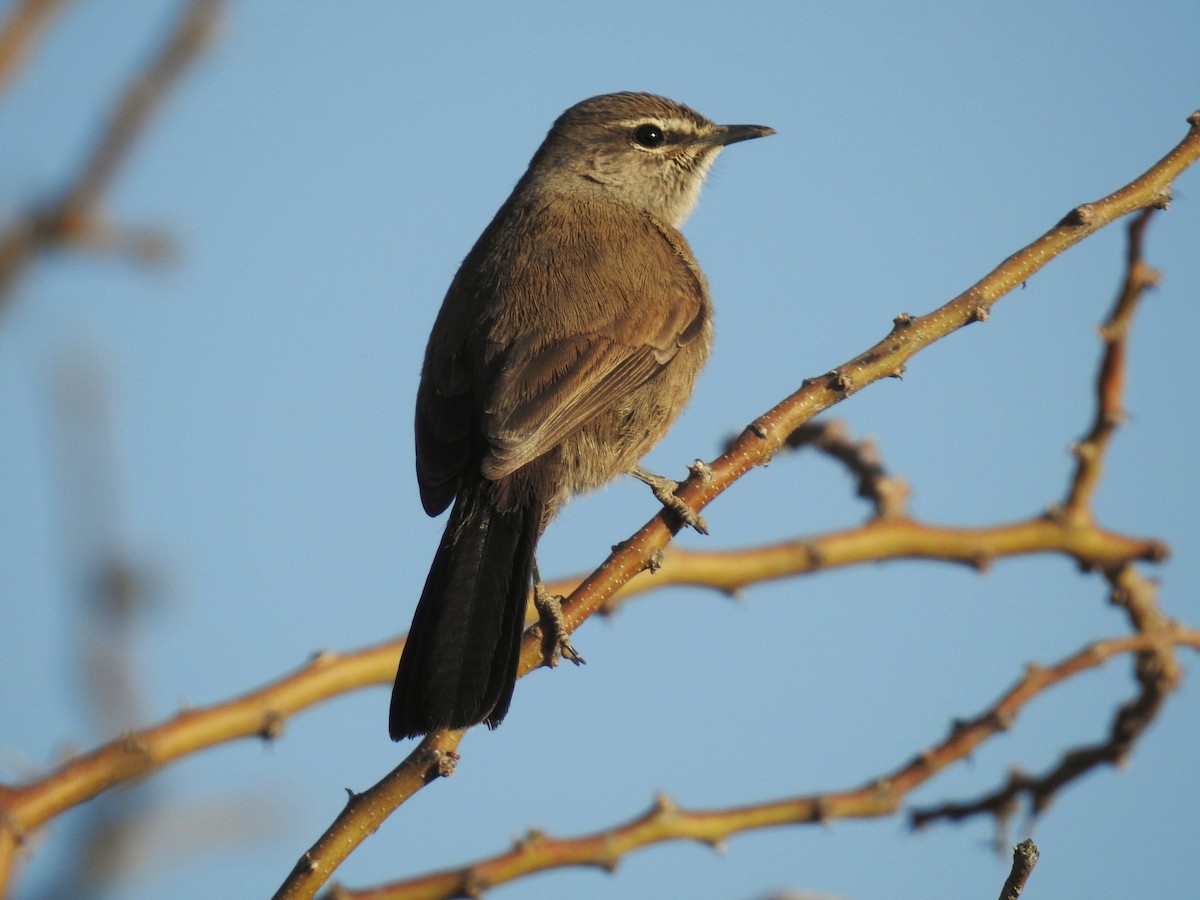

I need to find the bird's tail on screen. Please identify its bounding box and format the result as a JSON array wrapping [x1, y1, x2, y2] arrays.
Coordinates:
[[389, 480, 538, 740]]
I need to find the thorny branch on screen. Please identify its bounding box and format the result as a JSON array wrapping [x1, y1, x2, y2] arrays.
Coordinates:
[[329, 631, 1196, 900], [911, 210, 1182, 835]]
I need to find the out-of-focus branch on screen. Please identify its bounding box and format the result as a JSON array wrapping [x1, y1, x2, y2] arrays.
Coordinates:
[[330, 632, 1196, 900], [775, 420, 911, 520], [0, 0, 69, 92], [0, 0, 222, 312], [272, 112, 1200, 900]]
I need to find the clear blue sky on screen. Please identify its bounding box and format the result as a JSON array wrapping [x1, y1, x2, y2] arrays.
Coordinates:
[[2, 1, 1198, 897]]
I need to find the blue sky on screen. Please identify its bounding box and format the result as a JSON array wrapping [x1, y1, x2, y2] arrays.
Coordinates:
[[2, 2, 1198, 898]]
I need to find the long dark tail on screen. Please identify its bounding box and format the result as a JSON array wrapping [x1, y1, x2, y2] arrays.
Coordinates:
[[389, 480, 538, 740]]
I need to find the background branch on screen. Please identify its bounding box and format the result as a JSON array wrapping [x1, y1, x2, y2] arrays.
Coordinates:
[[0, 0, 69, 92], [0, 0, 221, 311]]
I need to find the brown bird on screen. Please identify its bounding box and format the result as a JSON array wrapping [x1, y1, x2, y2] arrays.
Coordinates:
[[389, 92, 772, 740]]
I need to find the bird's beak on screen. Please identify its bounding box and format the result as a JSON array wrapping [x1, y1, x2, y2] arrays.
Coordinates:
[[700, 123, 775, 148]]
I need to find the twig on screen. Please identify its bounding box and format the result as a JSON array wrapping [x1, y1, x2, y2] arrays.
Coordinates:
[[998, 839, 1039, 900], [1061, 208, 1162, 521], [777, 420, 910, 520]]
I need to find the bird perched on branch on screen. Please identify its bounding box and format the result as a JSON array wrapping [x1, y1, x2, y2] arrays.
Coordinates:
[[389, 91, 773, 740]]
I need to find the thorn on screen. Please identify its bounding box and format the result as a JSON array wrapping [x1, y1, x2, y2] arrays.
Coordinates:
[[515, 827, 547, 850], [811, 795, 833, 824], [804, 542, 825, 568], [1058, 203, 1095, 227], [259, 709, 285, 741], [970, 552, 993, 573], [1043, 504, 1068, 524], [829, 371, 854, 393]]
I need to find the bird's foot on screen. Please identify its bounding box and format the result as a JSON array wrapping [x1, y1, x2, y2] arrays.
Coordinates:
[[630, 466, 709, 534], [533, 582, 585, 668]]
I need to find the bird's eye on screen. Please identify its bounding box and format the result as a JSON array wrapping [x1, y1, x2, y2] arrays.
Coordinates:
[[633, 123, 666, 148]]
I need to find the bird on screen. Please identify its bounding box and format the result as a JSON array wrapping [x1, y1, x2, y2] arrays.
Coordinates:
[[389, 91, 772, 740]]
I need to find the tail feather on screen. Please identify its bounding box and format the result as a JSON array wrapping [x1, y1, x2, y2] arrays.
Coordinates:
[[389, 483, 537, 739]]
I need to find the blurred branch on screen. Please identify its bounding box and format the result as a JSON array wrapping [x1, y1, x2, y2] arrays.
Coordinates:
[[0, 0, 221, 313], [0, 0, 69, 92], [762, 419, 910, 520], [272, 112, 1200, 899], [332, 632, 1194, 900]]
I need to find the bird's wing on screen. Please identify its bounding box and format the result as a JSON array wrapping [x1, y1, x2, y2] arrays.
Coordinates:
[[415, 337, 475, 516], [479, 210, 707, 480]]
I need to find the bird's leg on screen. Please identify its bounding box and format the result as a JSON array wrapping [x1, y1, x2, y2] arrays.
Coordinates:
[[532, 560, 585, 668], [629, 465, 709, 534]]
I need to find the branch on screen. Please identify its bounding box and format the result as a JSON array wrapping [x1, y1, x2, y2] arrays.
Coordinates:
[[598, 514, 1165, 612], [0, 0, 69, 92], [330, 631, 1196, 900], [1061, 208, 1162, 521], [272, 111, 1200, 899], [910, 211, 1182, 835], [0, 503, 1163, 883], [774, 420, 911, 520], [0, 640, 403, 885], [0, 0, 222, 311], [910, 566, 1178, 832], [998, 839, 1039, 900]]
